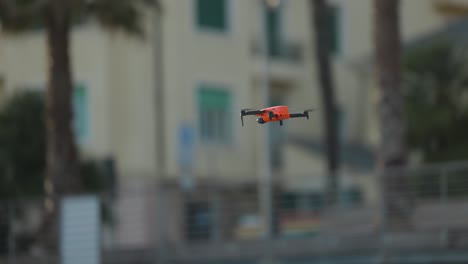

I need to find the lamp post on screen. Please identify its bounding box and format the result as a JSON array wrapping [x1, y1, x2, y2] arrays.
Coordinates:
[[0, 152, 16, 264], [152, 5, 167, 264], [258, 0, 280, 244]]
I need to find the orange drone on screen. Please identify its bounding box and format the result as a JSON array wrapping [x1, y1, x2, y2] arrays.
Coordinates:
[[240, 106, 315, 126]]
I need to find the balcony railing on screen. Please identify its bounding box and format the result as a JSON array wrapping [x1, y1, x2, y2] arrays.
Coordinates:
[[251, 39, 304, 63]]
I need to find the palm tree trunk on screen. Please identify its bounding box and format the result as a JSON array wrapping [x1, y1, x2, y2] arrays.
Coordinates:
[[374, 0, 411, 231], [310, 0, 339, 206], [36, 0, 81, 253], [46, 0, 81, 197]]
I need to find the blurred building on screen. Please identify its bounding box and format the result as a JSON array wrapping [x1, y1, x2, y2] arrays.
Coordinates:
[[0, 0, 466, 251]]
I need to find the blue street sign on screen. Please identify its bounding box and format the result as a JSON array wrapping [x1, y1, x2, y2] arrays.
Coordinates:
[[178, 123, 194, 169]]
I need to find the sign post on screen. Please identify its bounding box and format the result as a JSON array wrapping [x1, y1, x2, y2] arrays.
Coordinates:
[[178, 123, 195, 190]]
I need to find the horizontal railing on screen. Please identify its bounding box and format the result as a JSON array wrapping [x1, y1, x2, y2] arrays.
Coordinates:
[[1, 161, 468, 263]]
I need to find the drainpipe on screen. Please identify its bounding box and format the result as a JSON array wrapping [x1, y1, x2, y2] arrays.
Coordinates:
[[153, 4, 167, 264], [259, 0, 275, 247]]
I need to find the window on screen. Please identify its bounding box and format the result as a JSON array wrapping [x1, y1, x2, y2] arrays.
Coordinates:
[[265, 4, 283, 57], [279, 192, 324, 212], [279, 192, 299, 211], [196, 0, 227, 31], [73, 84, 89, 144], [337, 105, 347, 144], [302, 192, 324, 211], [185, 201, 213, 241], [198, 85, 232, 143], [29, 83, 89, 144], [339, 187, 363, 206], [326, 4, 340, 55]]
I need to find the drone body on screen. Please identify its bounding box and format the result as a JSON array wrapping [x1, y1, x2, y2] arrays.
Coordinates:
[[240, 106, 314, 126]]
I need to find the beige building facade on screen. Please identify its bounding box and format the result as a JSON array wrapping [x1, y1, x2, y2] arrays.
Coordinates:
[[0, 0, 465, 248]]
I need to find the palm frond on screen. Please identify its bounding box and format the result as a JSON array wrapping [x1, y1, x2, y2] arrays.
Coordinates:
[[0, 0, 161, 34], [85, 0, 160, 38], [0, 0, 48, 32]]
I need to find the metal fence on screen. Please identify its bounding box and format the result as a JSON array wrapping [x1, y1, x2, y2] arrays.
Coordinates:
[[2, 161, 468, 264]]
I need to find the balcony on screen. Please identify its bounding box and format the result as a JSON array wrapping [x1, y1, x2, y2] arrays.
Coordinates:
[[250, 38, 305, 81], [250, 38, 304, 63], [433, 0, 468, 16]]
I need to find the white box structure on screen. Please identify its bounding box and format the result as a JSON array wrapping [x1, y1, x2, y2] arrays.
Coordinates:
[[60, 195, 101, 264]]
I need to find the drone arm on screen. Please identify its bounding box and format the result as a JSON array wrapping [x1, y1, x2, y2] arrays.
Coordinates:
[[290, 109, 315, 119], [290, 113, 307, 118], [240, 109, 265, 126]]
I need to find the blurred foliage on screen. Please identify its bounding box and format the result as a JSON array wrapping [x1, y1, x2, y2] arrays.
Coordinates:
[[0, 0, 160, 36], [402, 40, 468, 163], [0, 0, 158, 199], [403, 40, 468, 199], [0, 90, 45, 199], [0, 90, 114, 221]]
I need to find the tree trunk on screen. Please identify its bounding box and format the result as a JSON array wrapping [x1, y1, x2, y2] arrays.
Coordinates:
[[36, 0, 82, 253], [310, 0, 340, 206], [46, 0, 81, 197], [374, 0, 411, 231]]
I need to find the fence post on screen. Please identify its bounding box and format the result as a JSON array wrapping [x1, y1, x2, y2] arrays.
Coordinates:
[[440, 169, 448, 204], [212, 189, 222, 243], [7, 202, 15, 264], [156, 183, 167, 264], [440, 169, 448, 247], [378, 168, 387, 264]]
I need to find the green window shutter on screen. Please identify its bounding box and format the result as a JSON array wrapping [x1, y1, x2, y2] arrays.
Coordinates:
[[326, 5, 340, 54], [196, 0, 227, 31], [265, 7, 281, 57], [73, 84, 89, 143], [198, 87, 230, 109], [197, 85, 231, 143]]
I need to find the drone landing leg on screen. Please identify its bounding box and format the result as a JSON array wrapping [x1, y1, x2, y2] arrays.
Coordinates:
[[280, 120, 283, 126]]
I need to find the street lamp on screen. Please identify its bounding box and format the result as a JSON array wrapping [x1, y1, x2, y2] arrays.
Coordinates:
[[265, 0, 281, 9], [258, 0, 281, 243]]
